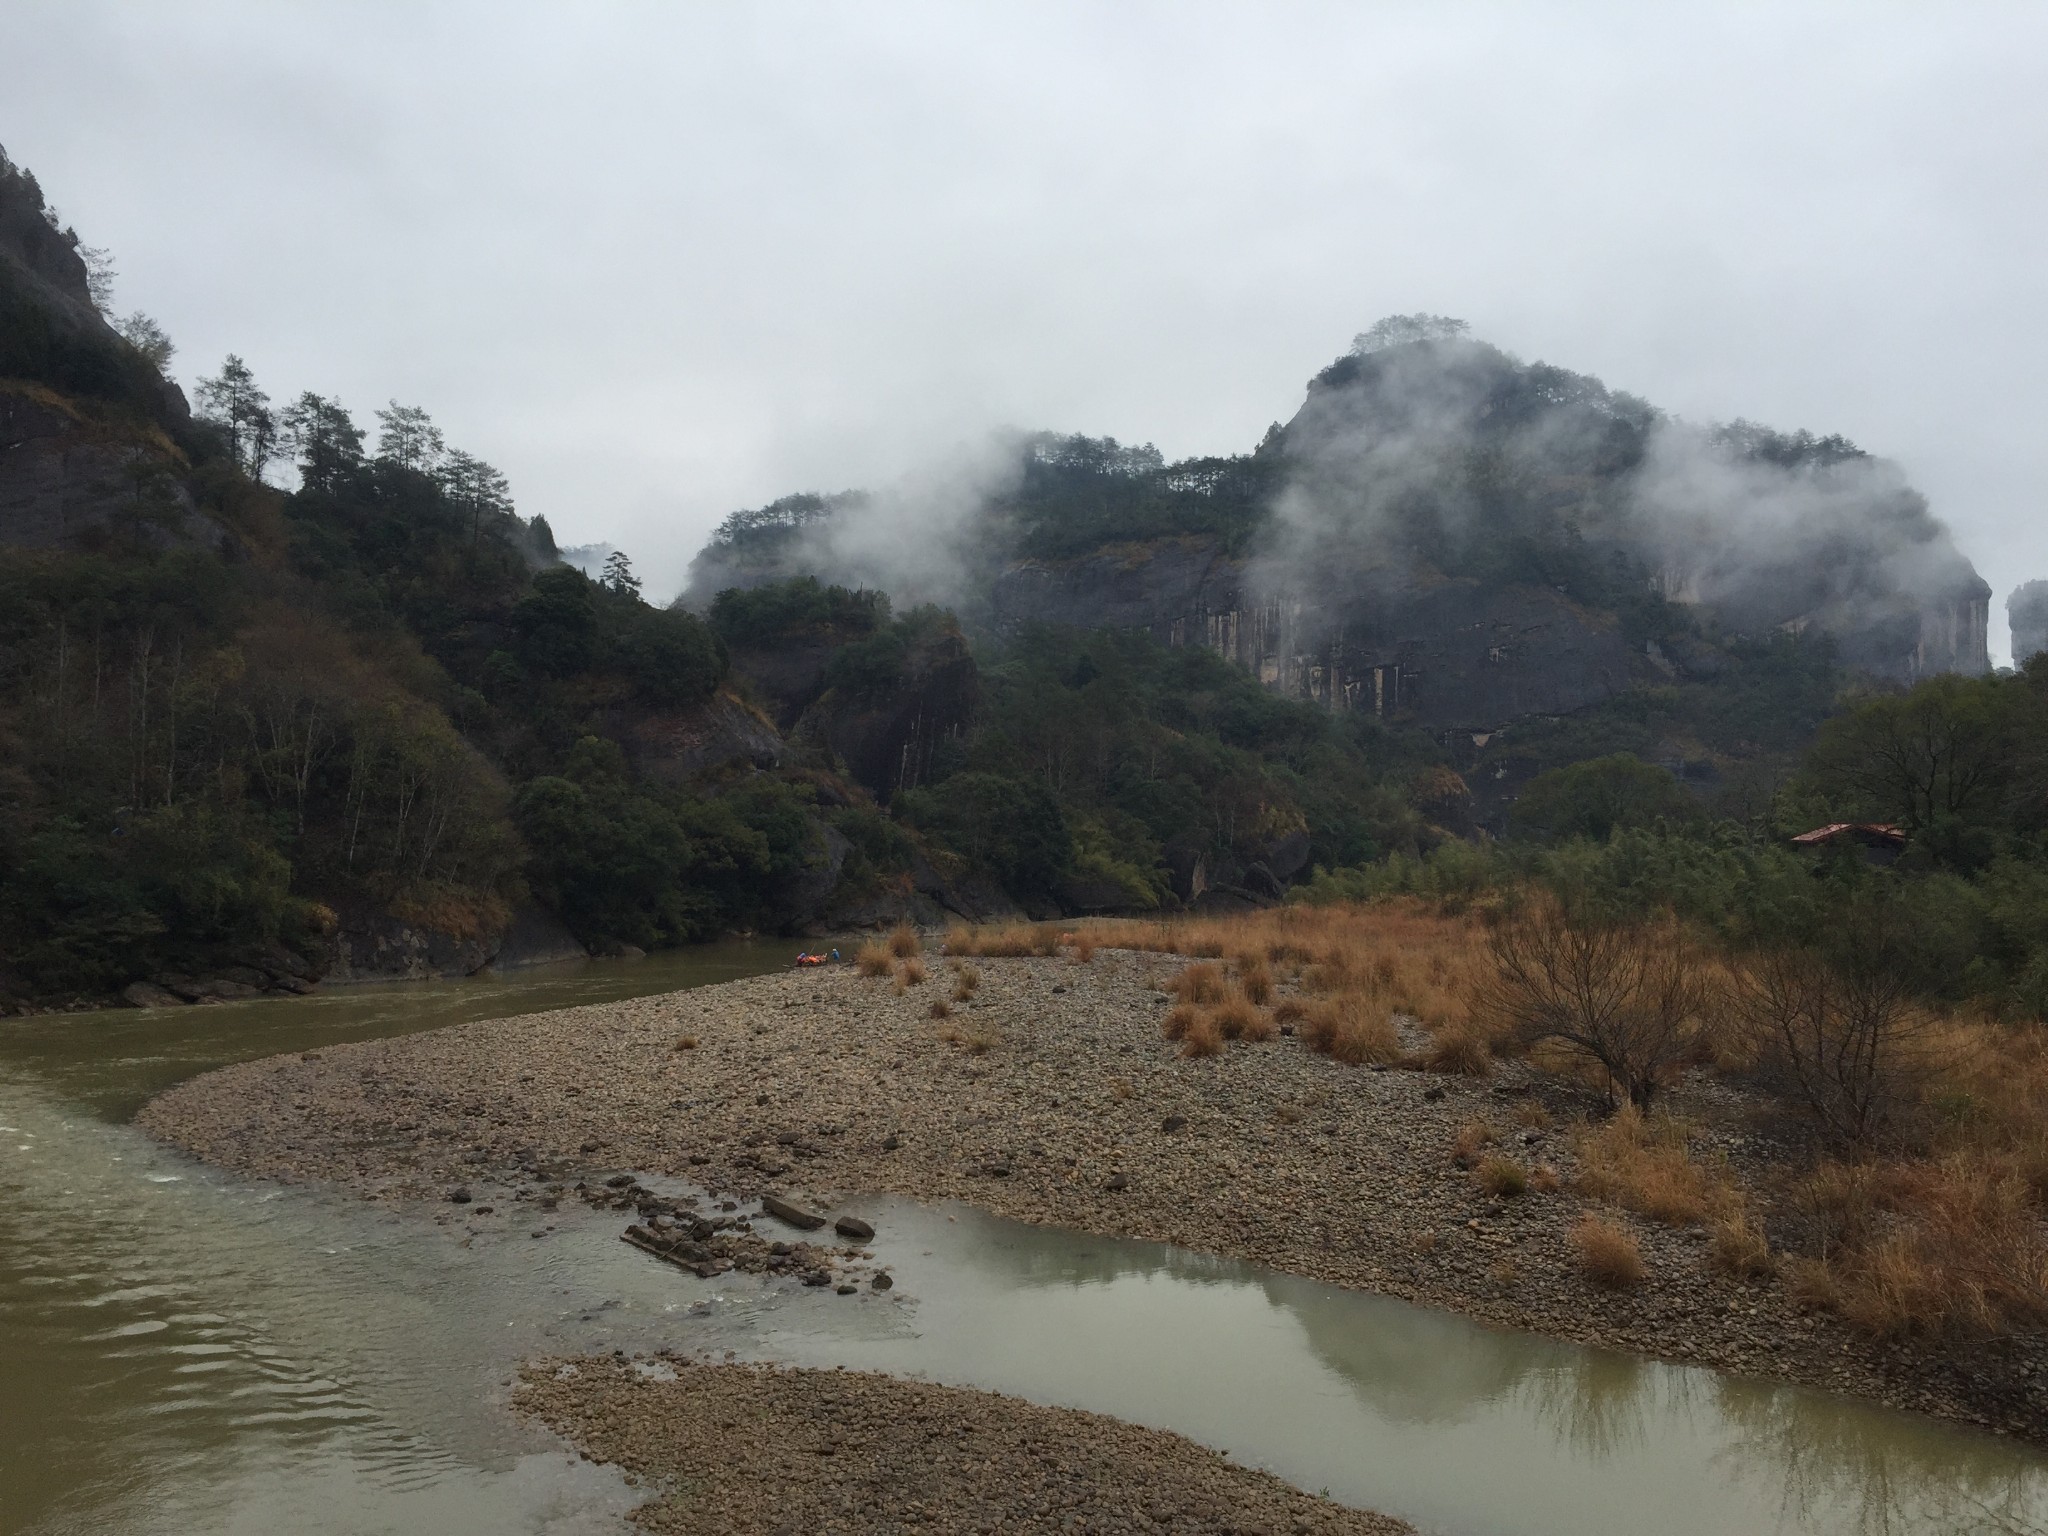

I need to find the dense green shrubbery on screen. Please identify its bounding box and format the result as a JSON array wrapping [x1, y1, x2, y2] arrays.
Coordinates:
[[708, 576, 887, 649], [1509, 754, 1701, 843]]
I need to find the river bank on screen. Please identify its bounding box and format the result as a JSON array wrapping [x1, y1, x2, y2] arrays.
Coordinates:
[[516, 1355, 1409, 1535], [138, 949, 2047, 1446]]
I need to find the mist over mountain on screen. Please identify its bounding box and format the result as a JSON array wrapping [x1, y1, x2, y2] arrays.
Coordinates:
[[683, 315, 1991, 733]]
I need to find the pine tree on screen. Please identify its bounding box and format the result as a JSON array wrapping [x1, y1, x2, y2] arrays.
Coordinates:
[[374, 402, 445, 472], [195, 355, 277, 478], [602, 550, 641, 596]]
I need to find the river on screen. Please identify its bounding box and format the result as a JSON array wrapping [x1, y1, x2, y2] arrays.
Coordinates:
[[3, 946, 2044, 1535]]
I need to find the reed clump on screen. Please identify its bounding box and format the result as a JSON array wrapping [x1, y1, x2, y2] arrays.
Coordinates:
[[888, 924, 922, 958], [854, 942, 893, 978]]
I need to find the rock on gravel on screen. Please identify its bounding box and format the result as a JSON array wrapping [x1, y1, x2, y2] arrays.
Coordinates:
[[517, 1355, 1409, 1535]]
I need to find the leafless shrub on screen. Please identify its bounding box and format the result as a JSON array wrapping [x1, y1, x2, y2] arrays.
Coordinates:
[[1731, 943, 1930, 1153], [1479, 900, 1703, 1109]]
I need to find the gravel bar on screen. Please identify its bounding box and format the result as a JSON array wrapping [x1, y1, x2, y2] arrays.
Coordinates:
[[139, 950, 2047, 1441], [517, 1355, 1409, 1535]]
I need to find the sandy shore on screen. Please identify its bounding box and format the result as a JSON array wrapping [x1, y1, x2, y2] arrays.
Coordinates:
[[139, 950, 2045, 1441], [516, 1355, 1409, 1535]]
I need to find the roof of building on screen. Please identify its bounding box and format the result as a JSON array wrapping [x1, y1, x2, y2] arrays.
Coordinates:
[[1789, 822, 1906, 847]]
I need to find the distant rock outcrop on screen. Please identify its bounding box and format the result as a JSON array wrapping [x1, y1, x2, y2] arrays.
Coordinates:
[[2010, 582, 2048, 667]]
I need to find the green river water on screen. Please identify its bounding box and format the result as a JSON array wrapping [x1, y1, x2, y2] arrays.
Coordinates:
[[2, 946, 2044, 1535]]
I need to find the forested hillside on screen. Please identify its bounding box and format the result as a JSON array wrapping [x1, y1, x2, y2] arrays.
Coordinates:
[[4, 147, 2042, 1028]]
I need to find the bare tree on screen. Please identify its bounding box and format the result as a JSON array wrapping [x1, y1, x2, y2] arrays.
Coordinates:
[[1481, 899, 1705, 1108], [1732, 940, 1926, 1151]]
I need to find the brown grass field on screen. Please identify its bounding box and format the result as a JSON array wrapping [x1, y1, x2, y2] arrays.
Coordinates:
[[934, 900, 2048, 1343]]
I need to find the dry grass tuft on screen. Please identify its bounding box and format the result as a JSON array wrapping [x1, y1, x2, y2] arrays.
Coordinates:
[[1272, 997, 1309, 1026], [1212, 989, 1268, 1042], [1573, 1106, 1736, 1227], [1180, 1013, 1225, 1059], [1301, 997, 1400, 1066], [1169, 962, 1228, 1005], [1804, 1159, 2048, 1337], [855, 943, 894, 978], [1451, 1118, 1497, 1168], [1513, 1101, 1553, 1131], [1412, 1229, 1441, 1254], [1421, 1025, 1492, 1077], [1476, 1154, 1529, 1197], [1574, 1214, 1645, 1289], [1234, 956, 1273, 1005], [950, 963, 981, 1002], [888, 924, 922, 959], [929, 998, 952, 1020], [1108, 1077, 1135, 1101], [1161, 1002, 1203, 1043], [1529, 1163, 1561, 1193], [937, 1019, 1000, 1054], [1070, 934, 1097, 964], [898, 957, 928, 986], [1709, 1216, 1775, 1279], [1784, 1256, 1844, 1312], [944, 923, 1059, 957], [673, 1035, 699, 1051], [1078, 900, 1488, 1041]]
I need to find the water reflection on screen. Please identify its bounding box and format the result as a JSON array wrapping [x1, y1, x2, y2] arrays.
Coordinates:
[[1713, 1374, 2048, 1536], [858, 1198, 2048, 1536]]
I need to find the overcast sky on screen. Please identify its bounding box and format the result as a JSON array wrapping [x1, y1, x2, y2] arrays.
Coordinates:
[[7, 2, 2044, 654]]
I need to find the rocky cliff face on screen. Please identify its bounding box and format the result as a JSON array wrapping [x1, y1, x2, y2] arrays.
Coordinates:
[[0, 385, 220, 552], [0, 149, 189, 429], [992, 535, 1635, 731], [0, 151, 200, 554]]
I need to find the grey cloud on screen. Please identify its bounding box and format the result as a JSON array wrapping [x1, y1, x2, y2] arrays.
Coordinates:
[[4, 2, 2043, 651]]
